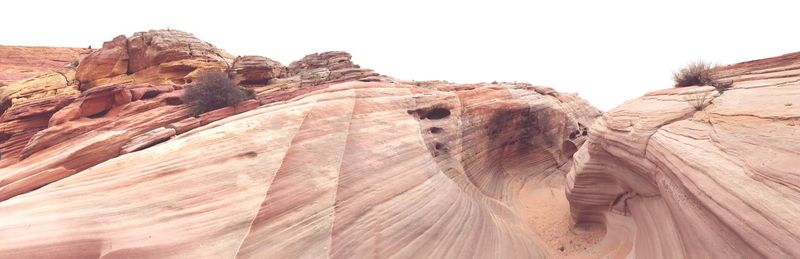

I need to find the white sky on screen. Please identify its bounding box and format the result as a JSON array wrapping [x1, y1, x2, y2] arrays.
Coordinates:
[[2, 0, 798, 110]]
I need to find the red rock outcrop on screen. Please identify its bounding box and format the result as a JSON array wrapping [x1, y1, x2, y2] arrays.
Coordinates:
[[0, 45, 89, 85], [230, 55, 286, 85], [0, 30, 236, 164], [0, 71, 81, 164], [75, 30, 234, 88], [284, 51, 378, 86], [74, 35, 129, 83], [566, 52, 800, 258], [0, 46, 87, 160], [287, 51, 359, 75]]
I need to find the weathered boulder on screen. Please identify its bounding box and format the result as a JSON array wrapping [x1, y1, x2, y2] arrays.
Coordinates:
[[567, 51, 800, 258], [126, 30, 230, 73], [75, 30, 234, 88], [74, 35, 129, 83], [287, 51, 359, 75], [230, 56, 286, 85]]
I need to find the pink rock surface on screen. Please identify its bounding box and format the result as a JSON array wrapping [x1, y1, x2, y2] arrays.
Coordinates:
[[0, 80, 599, 258], [0, 45, 88, 85], [566, 51, 800, 258], [9, 29, 799, 259]]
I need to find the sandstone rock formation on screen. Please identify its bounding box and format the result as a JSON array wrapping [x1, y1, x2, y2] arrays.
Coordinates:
[[566, 51, 800, 258], [0, 30, 602, 258], [0, 80, 599, 258], [230, 55, 286, 85], [75, 30, 234, 88], [3, 28, 797, 259], [0, 71, 81, 163], [0, 45, 88, 85], [285, 51, 378, 86], [74, 35, 130, 84]]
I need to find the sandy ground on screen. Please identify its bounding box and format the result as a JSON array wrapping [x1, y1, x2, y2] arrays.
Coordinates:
[[520, 181, 604, 258]]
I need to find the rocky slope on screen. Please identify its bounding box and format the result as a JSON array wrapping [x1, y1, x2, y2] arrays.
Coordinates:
[[0, 30, 601, 258], [0, 45, 89, 85], [567, 52, 800, 258]]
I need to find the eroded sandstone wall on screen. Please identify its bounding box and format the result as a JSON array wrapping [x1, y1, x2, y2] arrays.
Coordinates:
[[567, 52, 800, 258]]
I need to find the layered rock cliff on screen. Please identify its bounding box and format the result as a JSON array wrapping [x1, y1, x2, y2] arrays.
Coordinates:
[[0, 30, 601, 258], [566, 52, 800, 258]]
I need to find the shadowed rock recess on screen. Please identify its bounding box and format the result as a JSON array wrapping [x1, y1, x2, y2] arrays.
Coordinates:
[[0, 29, 797, 258]]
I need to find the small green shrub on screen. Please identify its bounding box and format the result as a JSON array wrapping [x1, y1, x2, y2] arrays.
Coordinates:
[[184, 71, 254, 116]]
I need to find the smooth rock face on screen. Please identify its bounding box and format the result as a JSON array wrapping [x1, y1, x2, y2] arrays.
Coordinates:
[[0, 45, 88, 85], [567, 51, 800, 258], [0, 79, 599, 258]]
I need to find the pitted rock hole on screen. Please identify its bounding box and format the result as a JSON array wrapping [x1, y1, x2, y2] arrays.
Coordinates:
[[423, 108, 450, 120], [408, 107, 452, 120]]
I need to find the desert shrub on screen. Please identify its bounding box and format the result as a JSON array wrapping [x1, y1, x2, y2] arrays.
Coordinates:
[[241, 87, 256, 100], [184, 71, 254, 116], [673, 61, 734, 93], [673, 61, 715, 87]]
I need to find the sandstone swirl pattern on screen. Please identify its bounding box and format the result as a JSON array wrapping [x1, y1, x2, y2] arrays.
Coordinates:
[[567, 52, 800, 258], [0, 82, 598, 258], [0, 30, 600, 258]]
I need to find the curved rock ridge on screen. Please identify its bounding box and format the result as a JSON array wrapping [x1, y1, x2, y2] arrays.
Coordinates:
[[0, 79, 600, 258], [567, 51, 800, 258]]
